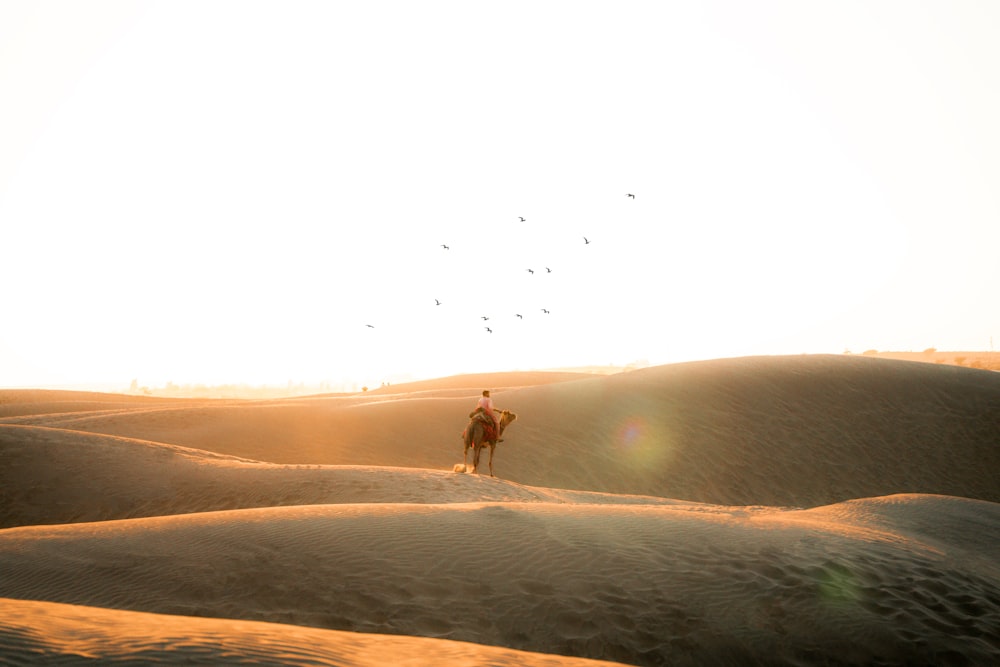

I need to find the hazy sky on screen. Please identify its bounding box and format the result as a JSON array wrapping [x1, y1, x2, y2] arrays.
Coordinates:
[[2, 1, 999, 389]]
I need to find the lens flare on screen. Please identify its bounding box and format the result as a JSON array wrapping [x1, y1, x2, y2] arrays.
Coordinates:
[[817, 564, 862, 605], [613, 415, 673, 470], [619, 420, 644, 449]]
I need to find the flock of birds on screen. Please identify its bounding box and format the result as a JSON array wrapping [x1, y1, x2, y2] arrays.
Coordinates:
[[365, 194, 636, 334]]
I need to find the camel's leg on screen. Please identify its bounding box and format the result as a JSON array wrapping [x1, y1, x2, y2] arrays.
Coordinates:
[[472, 444, 482, 474], [488, 444, 496, 477]]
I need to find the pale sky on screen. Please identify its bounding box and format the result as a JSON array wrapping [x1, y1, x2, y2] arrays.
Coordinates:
[[2, 1, 999, 390]]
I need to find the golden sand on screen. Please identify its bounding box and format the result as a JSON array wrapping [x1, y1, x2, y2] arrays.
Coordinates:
[[1, 355, 998, 665]]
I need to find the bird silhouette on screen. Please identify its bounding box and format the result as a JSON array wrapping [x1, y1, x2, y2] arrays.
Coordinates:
[[519, 217, 526, 222], [627, 193, 635, 199], [482, 316, 489, 321], [516, 313, 523, 319], [435, 299, 441, 306], [365, 324, 375, 328], [541, 309, 550, 314], [527, 268, 534, 275], [441, 244, 449, 249], [546, 267, 551, 273], [583, 237, 590, 244], [485, 327, 492, 333]]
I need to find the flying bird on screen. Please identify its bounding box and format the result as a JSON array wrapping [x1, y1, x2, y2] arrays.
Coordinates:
[[546, 267, 551, 273], [365, 324, 375, 328], [627, 193, 635, 199], [435, 299, 441, 306], [441, 244, 450, 249], [527, 268, 534, 275], [541, 308, 550, 314], [519, 216, 526, 222], [516, 313, 523, 319], [485, 327, 492, 333], [482, 316, 489, 321], [583, 237, 590, 244]]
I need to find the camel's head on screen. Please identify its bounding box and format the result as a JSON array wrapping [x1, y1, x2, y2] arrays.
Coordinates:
[[499, 410, 517, 431]]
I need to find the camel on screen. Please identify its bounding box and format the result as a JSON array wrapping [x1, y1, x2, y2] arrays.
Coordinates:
[[462, 409, 517, 477]]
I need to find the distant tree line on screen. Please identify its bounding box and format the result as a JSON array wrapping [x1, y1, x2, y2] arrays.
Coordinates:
[[126, 379, 358, 399], [847, 349, 1000, 372]]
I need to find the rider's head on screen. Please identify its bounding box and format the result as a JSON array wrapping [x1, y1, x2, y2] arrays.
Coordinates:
[[482, 390, 490, 397]]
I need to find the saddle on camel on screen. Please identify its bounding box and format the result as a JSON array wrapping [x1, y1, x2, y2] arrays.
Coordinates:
[[464, 407, 499, 443]]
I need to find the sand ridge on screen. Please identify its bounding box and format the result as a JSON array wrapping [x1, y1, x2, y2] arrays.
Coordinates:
[[0, 598, 632, 666], [0, 423, 682, 529]]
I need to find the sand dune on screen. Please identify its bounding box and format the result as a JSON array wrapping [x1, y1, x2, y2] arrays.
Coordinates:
[[0, 598, 631, 666], [1, 496, 998, 665], [1, 355, 998, 665], [5, 355, 998, 506], [0, 424, 679, 529], [0, 390, 189, 419]]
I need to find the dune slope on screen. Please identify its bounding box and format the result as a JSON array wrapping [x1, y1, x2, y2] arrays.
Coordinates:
[[5, 355, 998, 506], [1, 496, 998, 667], [0, 597, 632, 666], [0, 424, 678, 529], [2, 356, 999, 666]]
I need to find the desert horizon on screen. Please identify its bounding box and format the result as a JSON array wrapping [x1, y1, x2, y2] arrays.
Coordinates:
[[8, 349, 998, 401], [2, 353, 999, 665]]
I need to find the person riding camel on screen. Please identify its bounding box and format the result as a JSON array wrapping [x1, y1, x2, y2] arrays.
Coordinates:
[[470, 390, 501, 442], [477, 390, 498, 424]]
